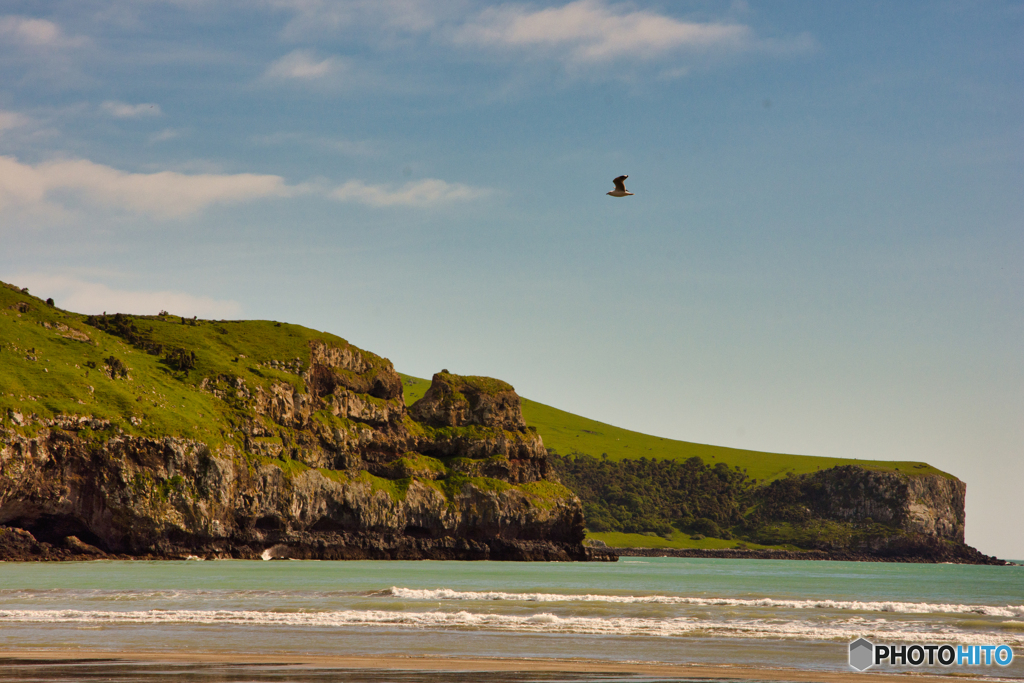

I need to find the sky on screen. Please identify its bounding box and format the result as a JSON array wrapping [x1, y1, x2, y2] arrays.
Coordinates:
[[1, 0, 1021, 558]]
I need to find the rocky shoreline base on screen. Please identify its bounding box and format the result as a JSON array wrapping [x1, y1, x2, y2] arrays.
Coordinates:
[[611, 545, 1008, 565], [2, 525, 1003, 565], [11, 533, 1004, 568], [0, 525, 614, 562]]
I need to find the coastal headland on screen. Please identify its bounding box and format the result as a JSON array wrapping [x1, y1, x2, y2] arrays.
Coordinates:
[[0, 281, 1001, 563]]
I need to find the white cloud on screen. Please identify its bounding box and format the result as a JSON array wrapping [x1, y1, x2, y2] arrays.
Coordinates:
[[149, 128, 181, 143], [13, 273, 242, 319], [454, 0, 751, 63], [331, 178, 490, 207], [657, 66, 691, 80], [102, 101, 162, 118], [0, 155, 301, 219], [264, 49, 349, 80], [0, 111, 31, 133], [264, 1, 804, 83], [0, 15, 88, 48], [0, 155, 488, 220], [273, 0, 449, 40], [251, 131, 377, 156]]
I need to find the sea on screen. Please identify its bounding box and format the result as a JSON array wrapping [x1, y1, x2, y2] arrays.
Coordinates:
[[1, 557, 1022, 682]]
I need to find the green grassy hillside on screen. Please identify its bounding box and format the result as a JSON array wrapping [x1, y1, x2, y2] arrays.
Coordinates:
[[399, 373, 948, 482], [0, 282, 390, 453]]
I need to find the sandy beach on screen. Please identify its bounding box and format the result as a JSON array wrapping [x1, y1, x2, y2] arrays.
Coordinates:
[[0, 649, 1010, 683]]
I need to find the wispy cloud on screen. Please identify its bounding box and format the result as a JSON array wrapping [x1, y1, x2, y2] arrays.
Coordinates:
[[266, 1, 801, 81], [454, 0, 751, 64], [13, 273, 242, 318], [251, 131, 377, 156], [274, 0, 450, 40], [102, 101, 162, 118], [0, 15, 89, 48], [0, 155, 301, 219], [264, 49, 349, 80], [331, 178, 490, 207], [0, 155, 489, 220], [149, 128, 181, 143], [0, 111, 31, 133]]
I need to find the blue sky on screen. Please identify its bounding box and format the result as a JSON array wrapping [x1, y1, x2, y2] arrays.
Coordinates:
[[1, 1, 1021, 558]]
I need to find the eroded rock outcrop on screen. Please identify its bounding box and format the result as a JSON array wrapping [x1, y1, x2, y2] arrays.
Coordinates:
[[806, 466, 965, 541], [410, 371, 527, 431], [408, 371, 549, 482], [741, 465, 993, 560]]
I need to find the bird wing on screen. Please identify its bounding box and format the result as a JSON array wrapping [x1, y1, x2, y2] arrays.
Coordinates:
[[613, 175, 628, 192]]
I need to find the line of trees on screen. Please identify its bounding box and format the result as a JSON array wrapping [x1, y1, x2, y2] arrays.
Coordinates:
[[86, 313, 196, 374], [548, 452, 751, 537], [548, 452, 891, 546]]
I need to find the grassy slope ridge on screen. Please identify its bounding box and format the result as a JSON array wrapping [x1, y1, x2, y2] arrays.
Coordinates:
[[0, 283, 370, 451], [399, 374, 949, 482]]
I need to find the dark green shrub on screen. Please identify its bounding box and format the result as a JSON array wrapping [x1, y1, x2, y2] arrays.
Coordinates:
[[104, 356, 128, 379], [165, 348, 197, 372], [691, 517, 722, 537]]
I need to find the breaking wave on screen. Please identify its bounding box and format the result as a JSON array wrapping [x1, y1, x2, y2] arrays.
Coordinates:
[[1, 608, 1020, 645], [385, 587, 1024, 618]]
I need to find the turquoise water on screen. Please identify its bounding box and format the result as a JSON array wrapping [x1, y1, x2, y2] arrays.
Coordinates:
[[1, 558, 1022, 679]]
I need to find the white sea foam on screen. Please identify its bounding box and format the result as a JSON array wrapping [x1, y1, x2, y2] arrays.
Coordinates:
[[1, 608, 1020, 646], [385, 587, 1024, 618]]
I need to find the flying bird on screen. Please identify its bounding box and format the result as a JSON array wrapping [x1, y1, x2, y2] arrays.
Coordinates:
[[607, 175, 633, 197]]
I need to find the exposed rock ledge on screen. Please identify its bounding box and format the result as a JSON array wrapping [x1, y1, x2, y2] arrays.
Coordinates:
[[613, 545, 1006, 565], [0, 525, 610, 562]]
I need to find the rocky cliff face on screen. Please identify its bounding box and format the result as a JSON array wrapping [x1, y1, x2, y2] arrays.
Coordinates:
[[0, 295, 597, 561], [806, 466, 965, 542], [411, 372, 530, 431], [0, 429, 587, 560], [747, 465, 984, 560], [408, 371, 549, 483]]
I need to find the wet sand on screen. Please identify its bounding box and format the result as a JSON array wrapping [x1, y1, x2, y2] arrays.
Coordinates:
[[0, 649, 1005, 683]]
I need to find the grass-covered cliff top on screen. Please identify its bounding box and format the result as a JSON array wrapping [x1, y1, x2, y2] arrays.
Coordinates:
[[0, 281, 390, 447], [429, 371, 515, 396], [400, 374, 951, 482]]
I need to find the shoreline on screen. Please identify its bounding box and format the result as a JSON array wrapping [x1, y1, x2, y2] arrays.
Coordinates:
[[0, 649, 1005, 683], [1, 534, 1008, 565], [608, 546, 1009, 565], [0, 526, 612, 563]]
